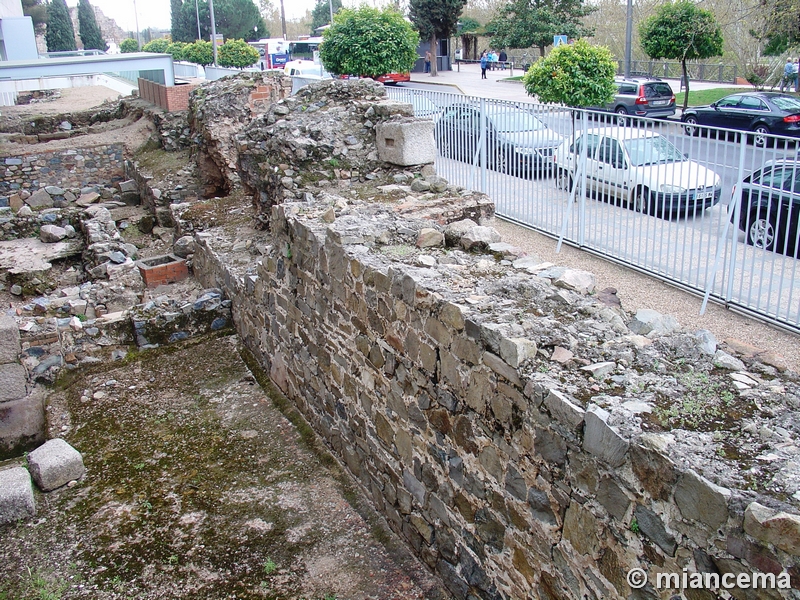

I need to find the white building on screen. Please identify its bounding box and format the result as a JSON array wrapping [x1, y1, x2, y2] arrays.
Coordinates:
[[0, 0, 39, 61]]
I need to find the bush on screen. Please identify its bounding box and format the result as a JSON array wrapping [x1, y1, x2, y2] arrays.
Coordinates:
[[183, 40, 214, 66], [166, 41, 187, 61], [217, 39, 259, 68], [120, 38, 139, 53], [142, 38, 170, 53], [746, 64, 769, 90]]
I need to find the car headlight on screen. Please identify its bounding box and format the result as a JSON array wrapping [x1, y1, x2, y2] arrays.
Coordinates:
[[659, 184, 687, 194]]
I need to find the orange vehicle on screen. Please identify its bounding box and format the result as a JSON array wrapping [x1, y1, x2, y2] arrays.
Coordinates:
[[372, 72, 411, 85]]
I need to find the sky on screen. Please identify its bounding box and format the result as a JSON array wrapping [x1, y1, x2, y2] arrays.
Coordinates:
[[66, 0, 320, 34]]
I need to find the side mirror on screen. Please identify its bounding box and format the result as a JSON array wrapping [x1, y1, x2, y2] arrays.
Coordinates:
[[683, 152, 689, 159], [711, 102, 718, 109]]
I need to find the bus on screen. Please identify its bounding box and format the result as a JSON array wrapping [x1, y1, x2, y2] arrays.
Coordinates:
[[249, 38, 290, 70]]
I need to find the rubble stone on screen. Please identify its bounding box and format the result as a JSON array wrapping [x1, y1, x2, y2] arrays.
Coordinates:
[[27, 438, 85, 491], [0, 467, 35, 524]]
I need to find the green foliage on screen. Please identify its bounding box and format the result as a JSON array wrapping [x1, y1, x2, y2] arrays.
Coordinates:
[[45, 0, 77, 52], [320, 6, 419, 78], [523, 39, 615, 108], [630, 517, 640, 534], [488, 0, 595, 54], [751, 0, 800, 55], [183, 39, 214, 65], [171, 0, 197, 43], [166, 41, 187, 61], [218, 38, 259, 68], [409, 0, 467, 44], [263, 558, 277, 574], [120, 38, 139, 53], [142, 38, 170, 53], [22, 0, 48, 33], [310, 0, 342, 35], [77, 0, 106, 51], [176, 0, 266, 43], [458, 17, 480, 34]]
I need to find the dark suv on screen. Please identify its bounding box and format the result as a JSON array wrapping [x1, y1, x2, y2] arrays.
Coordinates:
[[592, 77, 676, 123]]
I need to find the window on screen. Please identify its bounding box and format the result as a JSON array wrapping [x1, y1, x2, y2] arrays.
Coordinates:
[[597, 138, 625, 167], [739, 96, 767, 111], [716, 96, 742, 108], [571, 134, 600, 158], [754, 167, 793, 189]]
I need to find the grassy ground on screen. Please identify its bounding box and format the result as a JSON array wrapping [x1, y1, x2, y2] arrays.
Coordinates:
[[674, 87, 750, 107]]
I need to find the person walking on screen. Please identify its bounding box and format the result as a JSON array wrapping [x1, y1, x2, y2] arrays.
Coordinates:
[[498, 49, 507, 71], [424, 50, 432, 74], [794, 58, 799, 92], [782, 58, 794, 92], [480, 50, 488, 79]]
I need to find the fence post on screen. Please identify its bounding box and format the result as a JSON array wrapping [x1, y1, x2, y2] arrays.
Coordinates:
[[718, 63, 723, 82], [480, 96, 487, 193]]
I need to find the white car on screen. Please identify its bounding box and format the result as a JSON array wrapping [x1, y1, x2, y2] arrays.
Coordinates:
[[283, 59, 331, 79], [553, 127, 722, 215]]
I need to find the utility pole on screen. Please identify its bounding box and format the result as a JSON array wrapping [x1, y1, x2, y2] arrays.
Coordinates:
[[133, 0, 141, 50], [195, 0, 201, 40], [209, 0, 218, 65], [624, 0, 632, 78], [328, 0, 333, 25], [279, 0, 287, 39]]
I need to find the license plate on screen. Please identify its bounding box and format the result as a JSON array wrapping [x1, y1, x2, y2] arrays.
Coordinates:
[[695, 191, 713, 199], [651, 100, 668, 106]]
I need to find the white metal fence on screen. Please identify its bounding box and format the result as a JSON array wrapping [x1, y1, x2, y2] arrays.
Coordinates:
[[387, 87, 800, 332]]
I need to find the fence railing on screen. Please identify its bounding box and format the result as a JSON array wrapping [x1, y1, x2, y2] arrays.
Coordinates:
[[616, 60, 739, 84], [387, 86, 800, 333]]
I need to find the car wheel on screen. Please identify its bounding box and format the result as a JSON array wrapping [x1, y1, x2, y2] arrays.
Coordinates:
[[556, 169, 573, 192], [752, 124, 771, 148], [747, 208, 776, 251], [683, 115, 699, 137], [436, 136, 452, 158], [632, 187, 651, 214], [615, 107, 628, 126], [494, 149, 509, 173]]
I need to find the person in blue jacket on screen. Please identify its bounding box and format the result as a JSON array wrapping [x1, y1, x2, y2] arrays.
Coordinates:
[[480, 51, 488, 79]]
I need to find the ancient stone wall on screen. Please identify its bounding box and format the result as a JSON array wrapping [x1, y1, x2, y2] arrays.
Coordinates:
[[0, 145, 125, 197], [193, 191, 800, 599]]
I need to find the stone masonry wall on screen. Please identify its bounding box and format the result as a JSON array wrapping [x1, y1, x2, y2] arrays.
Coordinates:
[[0, 145, 125, 197], [193, 194, 800, 600]]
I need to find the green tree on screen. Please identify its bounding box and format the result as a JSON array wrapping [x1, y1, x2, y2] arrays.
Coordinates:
[[166, 41, 187, 61], [523, 38, 615, 107], [640, 0, 723, 111], [22, 0, 48, 34], [310, 0, 342, 34], [120, 38, 139, 53], [45, 0, 76, 52], [183, 39, 214, 65], [142, 38, 170, 53], [319, 6, 419, 78], [178, 0, 266, 43], [171, 0, 196, 43], [77, 0, 106, 51], [750, 0, 799, 55], [488, 0, 595, 57], [218, 38, 260, 67], [409, 0, 467, 77]]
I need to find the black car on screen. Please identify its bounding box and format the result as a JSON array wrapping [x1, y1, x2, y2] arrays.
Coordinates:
[[731, 159, 800, 256], [434, 103, 564, 178], [682, 92, 800, 147]]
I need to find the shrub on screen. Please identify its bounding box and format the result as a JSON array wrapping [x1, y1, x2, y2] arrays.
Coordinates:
[[217, 39, 259, 69], [120, 38, 139, 53], [142, 38, 170, 53], [183, 40, 214, 66], [166, 41, 187, 61]]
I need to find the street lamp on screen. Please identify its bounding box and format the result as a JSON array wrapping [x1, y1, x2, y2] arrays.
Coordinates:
[[209, 0, 218, 65]]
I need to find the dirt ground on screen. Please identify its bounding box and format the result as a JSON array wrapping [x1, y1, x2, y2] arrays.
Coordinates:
[[2, 86, 124, 117], [0, 334, 450, 600]]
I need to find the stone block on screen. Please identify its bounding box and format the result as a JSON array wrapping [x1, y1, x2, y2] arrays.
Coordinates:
[[0, 363, 27, 401], [499, 337, 537, 369], [674, 469, 730, 530], [553, 268, 596, 294], [27, 438, 85, 491], [744, 502, 800, 556], [583, 404, 628, 467], [0, 314, 20, 364], [375, 120, 436, 166], [25, 188, 53, 209], [0, 391, 45, 460], [628, 309, 679, 337], [542, 388, 584, 429], [0, 466, 35, 524], [634, 504, 677, 556]]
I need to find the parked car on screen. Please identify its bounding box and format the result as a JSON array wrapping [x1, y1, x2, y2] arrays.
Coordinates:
[[682, 92, 800, 147], [434, 103, 564, 177], [730, 159, 800, 255], [589, 76, 676, 123], [409, 95, 443, 124], [373, 72, 411, 85], [283, 59, 331, 78], [553, 127, 721, 215]]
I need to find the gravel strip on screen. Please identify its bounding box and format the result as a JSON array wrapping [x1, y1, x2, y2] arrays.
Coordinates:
[[493, 218, 800, 372]]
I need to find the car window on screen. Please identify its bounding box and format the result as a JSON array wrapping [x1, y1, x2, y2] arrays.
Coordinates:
[[597, 138, 625, 167], [739, 96, 768, 111], [716, 96, 742, 108], [617, 83, 637, 95], [754, 166, 793, 190], [489, 110, 547, 132], [771, 96, 800, 111], [644, 83, 672, 98], [624, 135, 685, 166], [571, 134, 600, 158], [794, 168, 800, 194]]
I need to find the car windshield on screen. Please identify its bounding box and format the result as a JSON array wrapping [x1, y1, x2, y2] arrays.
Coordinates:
[[624, 135, 685, 166], [771, 96, 800, 111], [490, 110, 547, 132]]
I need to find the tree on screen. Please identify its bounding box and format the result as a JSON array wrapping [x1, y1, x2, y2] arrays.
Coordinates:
[[218, 38, 260, 67], [488, 0, 595, 57], [171, 0, 196, 43], [120, 38, 139, 53], [45, 0, 76, 52], [183, 39, 214, 65], [77, 0, 106, 51], [177, 0, 266, 43], [22, 0, 48, 34], [749, 0, 799, 55], [640, 1, 723, 111], [409, 0, 467, 77], [167, 41, 187, 61], [523, 38, 615, 107], [319, 6, 419, 78], [310, 0, 342, 35], [142, 38, 170, 53]]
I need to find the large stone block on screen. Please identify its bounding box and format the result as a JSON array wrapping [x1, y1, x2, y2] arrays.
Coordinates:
[[0, 391, 45, 460], [27, 438, 85, 491], [744, 502, 800, 556], [583, 404, 629, 467], [0, 314, 20, 363], [674, 469, 730, 530], [0, 363, 27, 402], [375, 120, 436, 166], [0, 466, 35, 524]]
